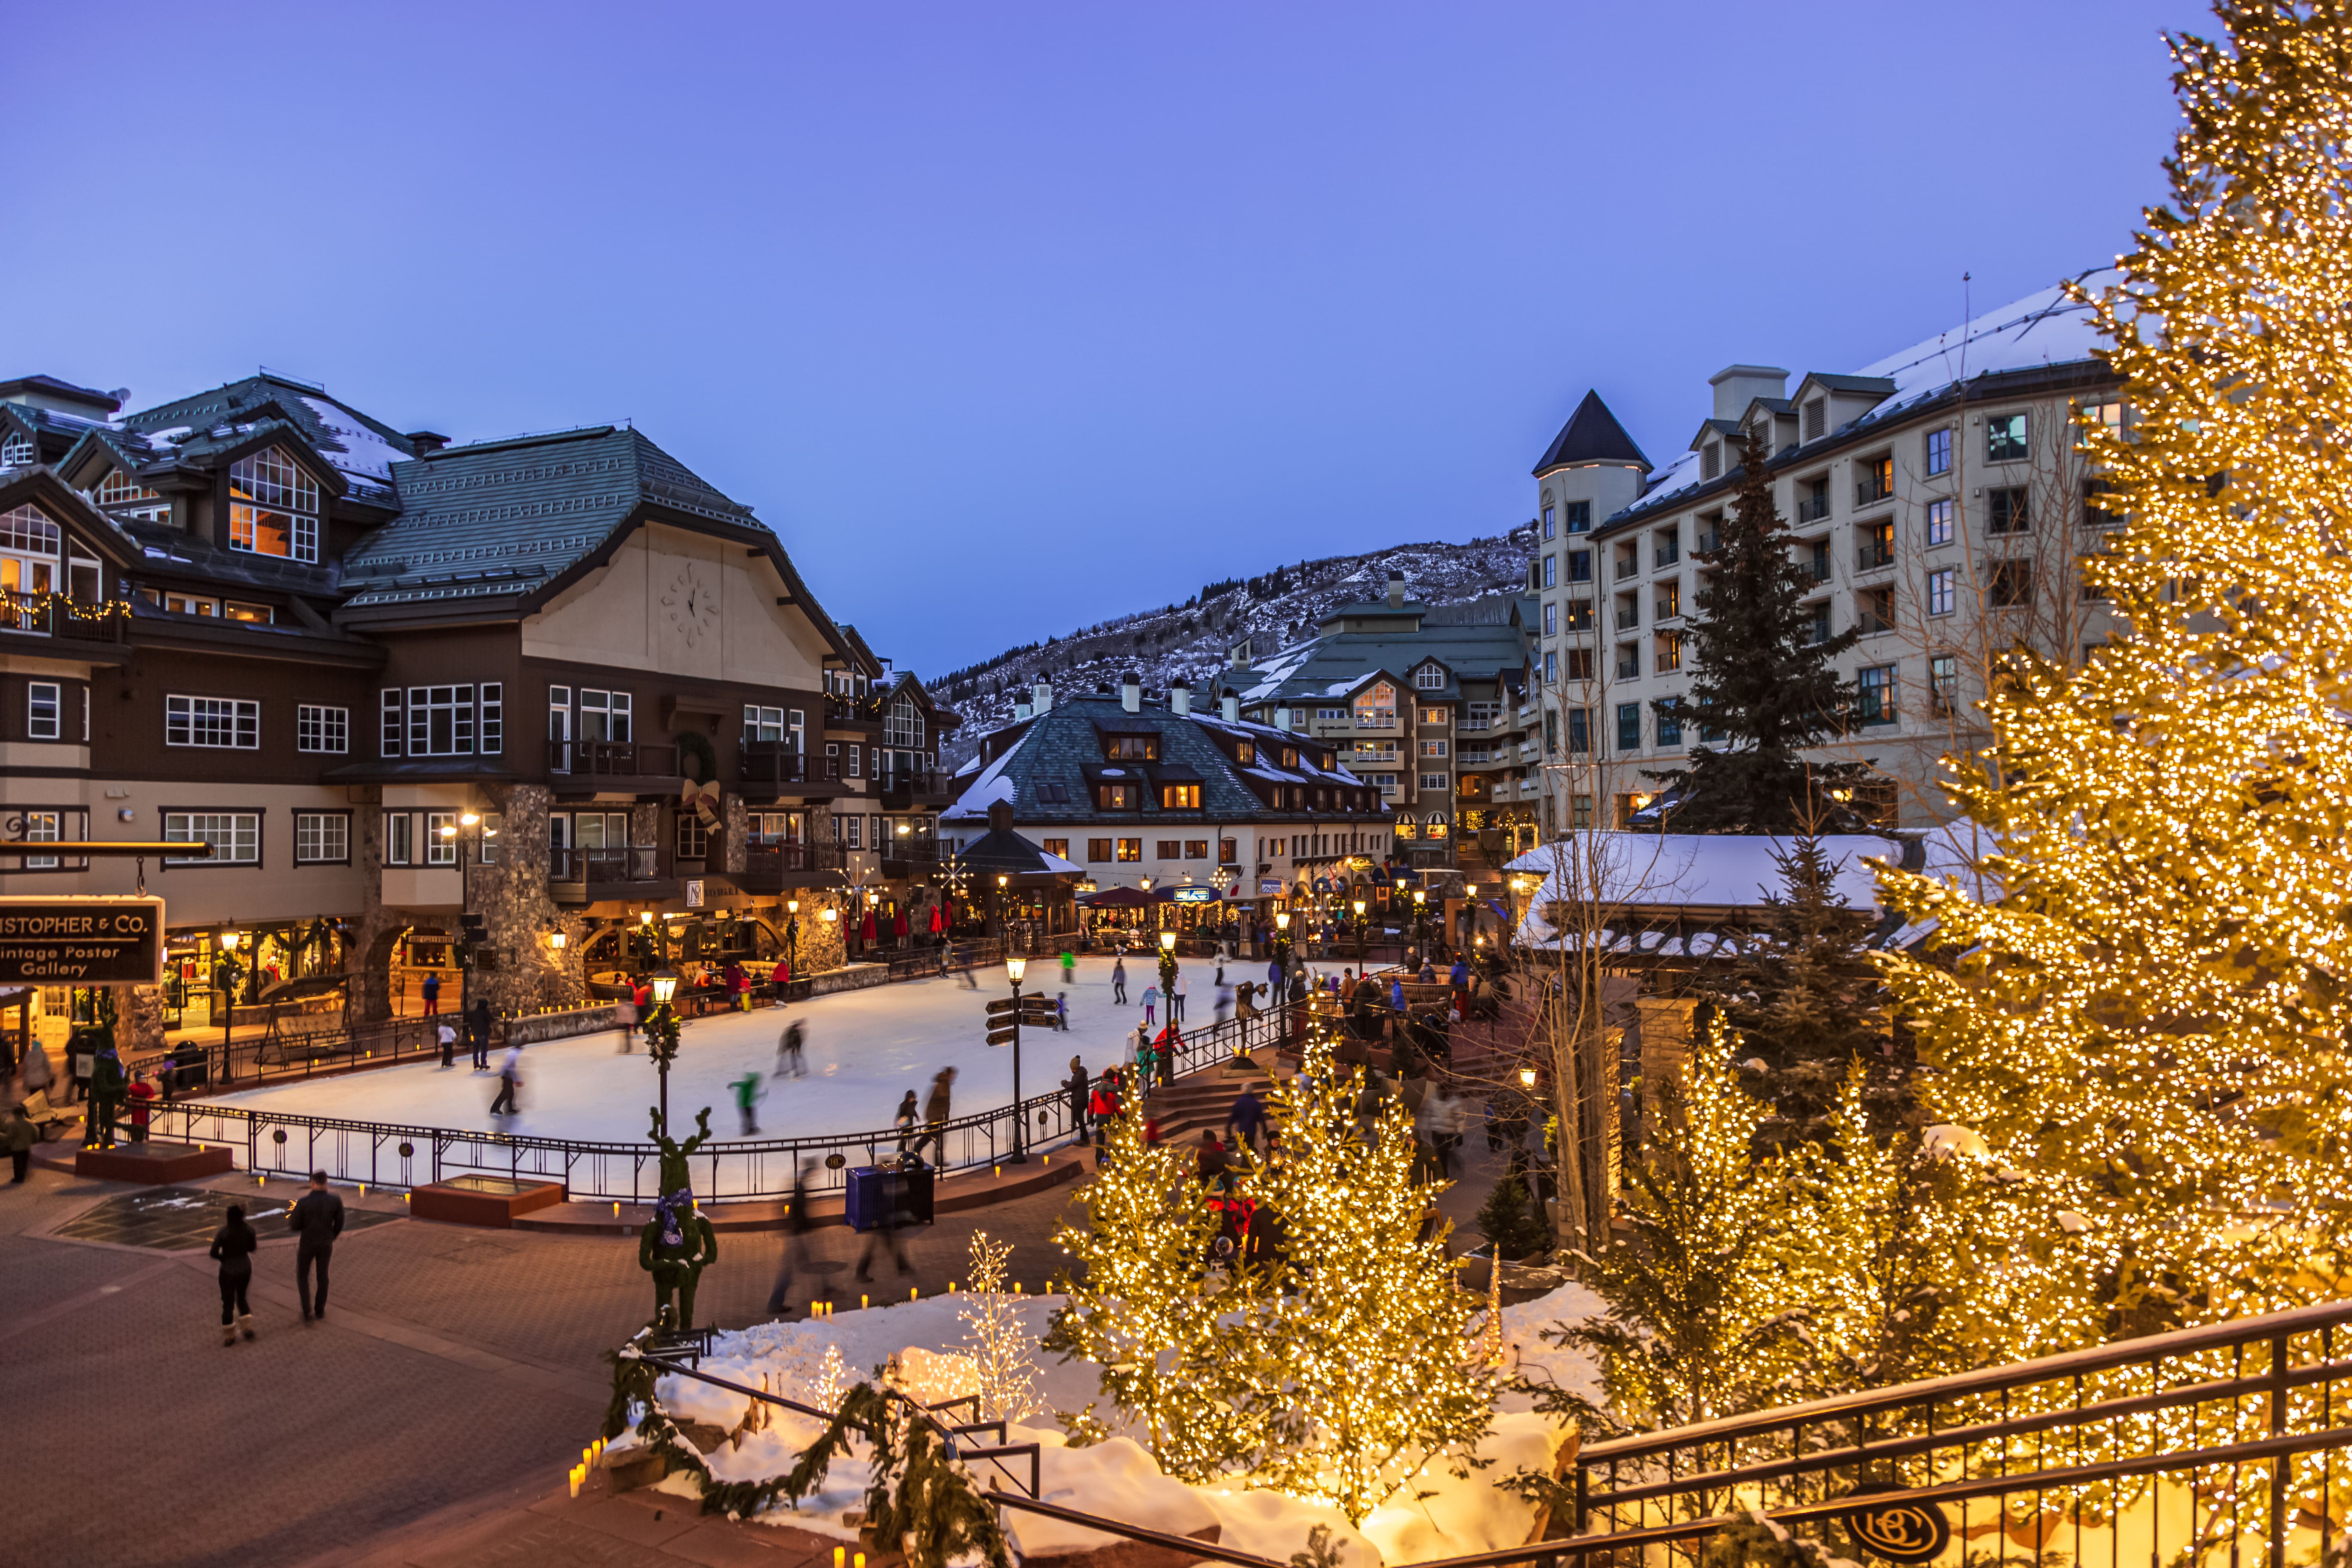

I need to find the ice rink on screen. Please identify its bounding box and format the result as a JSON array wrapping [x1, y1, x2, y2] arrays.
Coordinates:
[[210, 954, 1248, 1143]]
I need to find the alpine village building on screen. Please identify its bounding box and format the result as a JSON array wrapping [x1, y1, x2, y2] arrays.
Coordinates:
[[0, 370, 959, 1055], [1523, 271, 2125, 835]]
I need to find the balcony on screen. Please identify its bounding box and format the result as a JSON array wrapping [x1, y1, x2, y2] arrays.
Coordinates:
[[875, 769, 954, 808], [3, 592, 129, 645], [1856, 539, 1895, 572], [550, 740, 681, 784], [1854, 475, 1895, 509], [735, 740, 845, 797], [1695, 531, 1721, 554], [548, 845, 673, 905], [823, 695, 884, 728], [879, 837, 941, 877], [1803, 552, 1832, 583], [738, 840, 850, 891], [1796, 492, 1833, 524], [1614, 555, 1639, 581], [1614, 605, 1640, 632], [1654, 539, 1680, 569]]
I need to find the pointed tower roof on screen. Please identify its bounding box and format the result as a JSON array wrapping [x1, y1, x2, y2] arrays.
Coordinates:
[[1532, 389, 1649, 474]]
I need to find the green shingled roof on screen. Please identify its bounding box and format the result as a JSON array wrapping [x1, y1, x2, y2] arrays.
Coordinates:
[[1222, 594, 1535, 707]]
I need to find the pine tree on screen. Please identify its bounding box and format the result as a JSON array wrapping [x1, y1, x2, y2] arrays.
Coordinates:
[[1651, 425, 1867, 832], [1876, 1, 2352, 1360], [1693, 830, 1896, 1153], [1543, 1021, 1811, 1431], [1474, 1168, 1553, 1263]]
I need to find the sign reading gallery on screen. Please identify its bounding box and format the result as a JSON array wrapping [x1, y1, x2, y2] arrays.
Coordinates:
[[0, 897, 165, 985]]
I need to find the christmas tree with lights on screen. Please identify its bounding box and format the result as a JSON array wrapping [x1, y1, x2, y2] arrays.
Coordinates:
[[1876, 0, 2352, 1359]]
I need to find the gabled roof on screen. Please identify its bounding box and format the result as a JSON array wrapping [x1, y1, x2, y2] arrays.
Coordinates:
[[1219, 592, 1533, 707], [1533, 389, 1650, 474], [0, 374, 122, 414], [120, 374, 418, 501]]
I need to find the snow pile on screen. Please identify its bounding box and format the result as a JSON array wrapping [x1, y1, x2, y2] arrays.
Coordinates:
[[613, 1282, 1606, 1564]]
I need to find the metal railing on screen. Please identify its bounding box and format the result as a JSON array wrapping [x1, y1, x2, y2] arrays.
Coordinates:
[[1856, 537, 1895, 571], [1653, 540, 1680, 568], [740, 841, 848, 877], [1796, 491, 1833, 523], [735, 740, 813, 789], [550, 740, 681, 778], [1565, 1296, 2352, 1568], [549, 845, 663, 884], [135, 1000, 1302, 1202]]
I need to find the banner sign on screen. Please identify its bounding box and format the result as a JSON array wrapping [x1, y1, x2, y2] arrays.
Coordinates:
[[1170, 887, 1219, 904], [1259, 879, 1284, 896], [0, 896, 165, 985]]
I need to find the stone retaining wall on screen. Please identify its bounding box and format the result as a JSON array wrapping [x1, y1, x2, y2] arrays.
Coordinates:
[[503, 1003, 622, 1046]]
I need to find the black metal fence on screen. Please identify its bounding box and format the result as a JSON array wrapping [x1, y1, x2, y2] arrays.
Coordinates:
[[1566, 1296, 2352, 1568], [137, 998, 1300, 1202]]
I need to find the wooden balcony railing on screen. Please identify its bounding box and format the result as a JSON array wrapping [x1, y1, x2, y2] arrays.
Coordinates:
[[549, 740, 680, 779]]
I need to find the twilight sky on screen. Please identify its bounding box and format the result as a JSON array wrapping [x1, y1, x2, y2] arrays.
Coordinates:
[[7, 1, 2198, 677]]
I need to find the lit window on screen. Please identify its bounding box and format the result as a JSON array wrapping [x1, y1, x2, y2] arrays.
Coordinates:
[[227, 446, 320, 562], [166, 694, 259, 749], [1353, 682, 1396, 728], [1414, 666, 1445, 691], [1856, 664, 1898, 725], [0, 503, 59, 597], [1161, 783, 1202, 809], [1116, 838, 1141, 862], [1930, 655, 1959, 715], [297, 704, 349, 753]]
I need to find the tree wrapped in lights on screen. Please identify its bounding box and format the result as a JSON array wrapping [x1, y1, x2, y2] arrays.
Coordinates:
[[1243, 1021, 1495, 1525], [1876, 1, 2352, 1361], [959, 1231, 1041, 1422]]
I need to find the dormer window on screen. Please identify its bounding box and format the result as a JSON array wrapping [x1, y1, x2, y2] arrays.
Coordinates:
[[1160, 783, 1200, 810], [1353, 681, 1396, 729], [1281, 747, 1297, 769], [1097, 782, 1139, 810], [228, 445, 320, 562], [97, 469, 170, 527], [1803, 398, 1827, 442], [1106, 734, 1158, 761], [1413, 665, 1445, 691], [0, 503, 59, 597], [1702, 442, 1722, 480], [1235, 741, 1253, 764]]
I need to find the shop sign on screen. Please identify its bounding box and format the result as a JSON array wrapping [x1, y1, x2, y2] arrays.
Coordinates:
[[684, 879, 706, 909], [0, 896, 165, 984], [1258, 879, 1283, 896], [1170, 887, 1218, 904]]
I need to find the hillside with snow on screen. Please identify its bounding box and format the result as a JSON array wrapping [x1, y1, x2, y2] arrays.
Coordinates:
[[928, 532, 1532, 767]]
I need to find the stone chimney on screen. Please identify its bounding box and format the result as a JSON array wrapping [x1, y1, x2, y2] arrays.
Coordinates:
[[1121, 672, 1141, 714], [405, 430, 452, 455], [1708, 364, 1790, 419], [1221, 694, 1240, 723], [1032, 679, 1052, 714], [1169, 679, 1191, 716], [1385, 570, 1406, 609]]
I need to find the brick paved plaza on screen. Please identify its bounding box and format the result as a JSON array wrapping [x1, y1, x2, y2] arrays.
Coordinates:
[[2, 1135, 1512, 1568]]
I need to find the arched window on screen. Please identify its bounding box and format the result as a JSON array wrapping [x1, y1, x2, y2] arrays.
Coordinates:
[[1353, 681, 1395, 730], [96, 469, 169, 527], [0, 432, 33, 469], [0, 503, 59, 597], [1413, 663, 1446, 691], [228, 446, 320, 562], [885, 698, 923, 750]]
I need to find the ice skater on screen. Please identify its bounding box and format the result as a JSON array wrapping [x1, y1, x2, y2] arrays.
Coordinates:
[[488, 1045, 522, 1116], [1173, 969, 1187, 1023], [776, 1020, 808, 1078], [1112, 955, 1128, 1005], [730, 1070, 766, 1136], [765, 1159, 822, 1315], [1141, 983, 1158, 1029], [1054, 992, 1069, 1031]]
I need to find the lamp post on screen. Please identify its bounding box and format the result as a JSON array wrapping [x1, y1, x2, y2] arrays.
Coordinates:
[[217, 928, 243, 1084], [440, 811, 492, 1008], [646, 968, 682, 1136], [1352, 896, 1368, 973], [1411, 887, 1427, 963], [1157, 926, 1178, 1019], [1273, 909, 1292, 977], [1006, 955, 1029, 1164]]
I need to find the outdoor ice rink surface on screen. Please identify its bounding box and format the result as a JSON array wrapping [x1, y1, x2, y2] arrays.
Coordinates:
[[210, 954, 1250, 1143]]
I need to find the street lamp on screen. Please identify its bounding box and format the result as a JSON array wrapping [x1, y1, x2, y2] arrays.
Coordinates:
[[1352, 896, 1368, 972], [1410, 887, 1427, 963], [647, 968, 682, 1136], [1005, 955, 1030, 1164], [217, 928, 243, 1081], [1157, 926, 1179, 1012], [1273, 909, 1292, 977]]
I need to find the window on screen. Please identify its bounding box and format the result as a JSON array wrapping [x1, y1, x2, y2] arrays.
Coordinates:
[[1990, 559, 2033, 607], [297, 704, 349, 754], [8, 808, 88, 871], [1312, 708, 1347, 723], [1086, 838, 1113, 861], [1116, 838, 1141, 862], [1414, 665, 1446, 691], [1542, 554, 1557, 589], [1654, 528, 1680, 568], [1543, 650, 1557, 683], [579, 689, 632, 741], [1856, 664, 1898, 726], [1353, 681, 1396, 729], [1542, 504, 1556, 537], [834, 814, 862, 850], [479, 811, 502, 864], [1572, 794, 1593, 829], [2077, 400, 2124, 447], [1860, 586, 1896, 635], [1656, 631, 1682, 672], [1097, 782, 1138, 810], [676, 810, 708, 860], [1702, 442, 1722, 481], [1030, 838, 1065, 862], [384, 810, 413, 866], [295, 812, 349, 865], [227, 446, 320, 562], [1465, 700, 1498, 728], [1419, 706, 1448, 725], [425, 811, 459, 866], [1567, 550, 1592, 583], [1566, 707, 1590, 754], [0, 502, 58, 597], [743, 705, 790, 743], [1805, 539, 1831, 582], [1926, 568, 1956, 617], [164, 811, 259, 865], [1420, 772, 1447, 790], [1986, 413, 2029, 463], [1160, 783, 1201, 809], [1929, 655, 1959, 716], [1656, 580, 1681, 619], [885, 699, 923, 749], [1106, 734, 1157, 760], [406, 685, 476, 755], [1803, 398, 1827, 441], [27, 681, 59, 741], [225, 601, 272, 624], [1183, 839, 1208, 859], [1805, 602, 1832, 645], [1858, 520, 1894, 570], [1418, 738, 1448, 757], [166, 694, 259, 749], [1156, 840, 1182, 860], [2083, 479, 2124, 529], [1656, 697, 1683, 745], [1925, 498, 1954, 546], [479, 683, 502, 755], [1798, 476, 1832, 523], [1925, 427, 1953, 477], [1615, 643, 1639, 679], [0, 434, 33, 469], [1988, 487, 2030, 535], [1563, 599, 1593, 632], [845, 743, 861, 779], [1219, 837, 1238, 863], [1856, 455, 1894, 506]]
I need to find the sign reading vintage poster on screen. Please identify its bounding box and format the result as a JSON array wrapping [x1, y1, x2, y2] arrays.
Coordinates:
[[0, 896, 165, 985]]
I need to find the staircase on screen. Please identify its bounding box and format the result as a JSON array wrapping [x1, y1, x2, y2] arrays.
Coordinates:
[[1132, 1058, 1275, 1150]]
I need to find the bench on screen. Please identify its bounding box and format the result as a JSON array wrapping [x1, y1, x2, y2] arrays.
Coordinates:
[[17, 1089, 73, 1141]]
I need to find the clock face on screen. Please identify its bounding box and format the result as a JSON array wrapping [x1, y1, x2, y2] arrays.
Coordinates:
[[661, 565, 718, 646]]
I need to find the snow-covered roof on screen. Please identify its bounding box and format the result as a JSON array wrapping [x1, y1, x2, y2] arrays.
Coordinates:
[[1506, 832, 1900, 928]]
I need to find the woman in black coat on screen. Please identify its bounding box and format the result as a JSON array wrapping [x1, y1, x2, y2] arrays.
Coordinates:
[[210, 1204, 259, 1346], [1064, 1057, 1091, 1143]]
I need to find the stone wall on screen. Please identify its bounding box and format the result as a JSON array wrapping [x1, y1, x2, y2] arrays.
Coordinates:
[[471, 783, 588, 1014]]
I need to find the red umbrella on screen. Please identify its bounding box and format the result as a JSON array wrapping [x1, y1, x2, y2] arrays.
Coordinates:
[[860, 909, 877, 942], [928, 905, 945, 935], [893, 911, 909, 938]]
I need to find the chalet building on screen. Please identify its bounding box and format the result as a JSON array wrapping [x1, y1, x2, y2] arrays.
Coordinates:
[[1524, 273, 2125, 833], [0, 370, 955, 1048], [1209, 572, 1540, 877], [939, 674, 1396, 936]]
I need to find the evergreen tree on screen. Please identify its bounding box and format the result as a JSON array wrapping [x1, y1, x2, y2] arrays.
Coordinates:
[[1651, 425, 1866, 832], [1876, 1, 2352, 1361], [1474, 1168, 1553, 1263], [1693, 831, 1897, 1153]]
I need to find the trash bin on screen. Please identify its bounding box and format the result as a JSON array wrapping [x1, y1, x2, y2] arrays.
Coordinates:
[[844, 1164, 937, 1231]]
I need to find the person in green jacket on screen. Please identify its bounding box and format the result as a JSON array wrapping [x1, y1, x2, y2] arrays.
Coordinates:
[[728, 1070, 765, 1137]]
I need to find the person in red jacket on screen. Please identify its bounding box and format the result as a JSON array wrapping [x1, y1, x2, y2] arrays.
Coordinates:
[[127, 1070, 155, 1145], [1087, 1068, 1124, 1153]]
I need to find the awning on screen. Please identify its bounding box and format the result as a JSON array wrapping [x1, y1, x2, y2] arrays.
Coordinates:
[[1079, 886, 1153, 908]]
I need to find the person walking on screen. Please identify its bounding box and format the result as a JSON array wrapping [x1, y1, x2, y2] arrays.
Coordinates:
[[289, 1171, 344, 1324], [1172, 969, 1187, 1024], [892, 1090, 919, 1154], [1111, 955, 1128, 1006], [764, 1159, 821, 1316], [1054, 992, 1069, 1032], [1154, 1024, 1179, 1089], [437, 1017, 457, 1069], [4, 1102, 36, 1183], [1064, 1057, 1090, 1144], [730, 1070, 765, 1137], [211, 1203, 259, 1346], [1226, 1082, 1267, 1158], [624, 977, 649, 1053], [420, 970, 441, 1017], [1133, 1033, 1158, 1100], [20, 1038, 51, 1103], [909, 1067, 954, 1164], [467, 999, 495, 1070], [1087, 1068, 1123, 1155], [488, 1045, 522, 1116], [1140, 984, 1158, 1030]]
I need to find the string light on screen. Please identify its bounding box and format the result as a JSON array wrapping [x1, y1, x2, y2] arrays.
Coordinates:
[[958, 1231, 1042, 1420]]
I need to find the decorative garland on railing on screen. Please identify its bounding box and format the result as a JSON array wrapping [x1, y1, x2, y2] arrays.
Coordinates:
[[603, 1347, 1014, 1568]]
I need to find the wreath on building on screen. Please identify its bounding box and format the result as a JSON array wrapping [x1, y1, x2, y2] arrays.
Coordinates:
[[675, 728, 720, 785]]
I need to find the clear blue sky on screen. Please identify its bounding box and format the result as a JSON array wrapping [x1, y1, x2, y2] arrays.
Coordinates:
[[8, 1, 2198, 677]]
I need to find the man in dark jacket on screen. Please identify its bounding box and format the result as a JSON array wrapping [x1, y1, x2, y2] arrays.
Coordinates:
[[467, 998, 494, 1070], [1064, 1058, 1091, 1144], [289, 1169, 345, 1322], [1226, 1083, 1267, 1156]]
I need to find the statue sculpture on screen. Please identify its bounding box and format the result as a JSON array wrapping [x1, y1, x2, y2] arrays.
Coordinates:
[[637, 1105, 720, 1331]]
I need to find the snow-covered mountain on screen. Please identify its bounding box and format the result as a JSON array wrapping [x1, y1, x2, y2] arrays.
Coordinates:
[[928, 530, 1533, 768]]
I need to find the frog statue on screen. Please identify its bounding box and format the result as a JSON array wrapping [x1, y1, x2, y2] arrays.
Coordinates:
[[637, 1106, 720, 1331]]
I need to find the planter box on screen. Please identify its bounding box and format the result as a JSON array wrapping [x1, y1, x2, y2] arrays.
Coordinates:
[[74, 1140, 235, 1185], [410, 1175, 567, 1228]]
